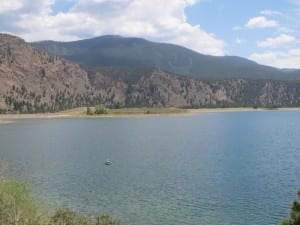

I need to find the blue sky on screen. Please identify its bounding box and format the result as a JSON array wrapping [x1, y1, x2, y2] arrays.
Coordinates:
[[0, 0, 299, 68], [185, 0, 300, 67]]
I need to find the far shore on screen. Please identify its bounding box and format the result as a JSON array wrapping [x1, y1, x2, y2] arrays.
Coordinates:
[[1, 107, 300, 123]]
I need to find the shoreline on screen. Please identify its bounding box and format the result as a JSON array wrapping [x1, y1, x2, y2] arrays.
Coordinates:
[[1, 107, 300, 122], [0, 120, 13, 124]]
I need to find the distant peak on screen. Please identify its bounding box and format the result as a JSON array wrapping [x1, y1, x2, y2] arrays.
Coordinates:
[[100, 35, 123, 38], [0, 33, 25, 45], [91, 35, 147, 42]]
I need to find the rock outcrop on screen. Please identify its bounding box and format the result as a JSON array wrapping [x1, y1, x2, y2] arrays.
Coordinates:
[[0, 34, 92, 112]]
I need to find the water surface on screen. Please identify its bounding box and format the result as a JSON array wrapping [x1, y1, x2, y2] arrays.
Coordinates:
[[1, 111, 300, 225]]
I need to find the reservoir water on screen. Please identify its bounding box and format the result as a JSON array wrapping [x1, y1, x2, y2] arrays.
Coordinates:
[[1, 111, 300, 225]]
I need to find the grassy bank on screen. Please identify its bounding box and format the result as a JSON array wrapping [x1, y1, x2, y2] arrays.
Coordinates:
[[72, 106, 189, 117], [2, 106, 300, 122], [91, 107, 188, 116], [0, 107, 189, 121]]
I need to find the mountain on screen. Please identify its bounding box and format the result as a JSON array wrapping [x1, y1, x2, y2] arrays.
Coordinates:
[[32, 35, 300, 81], [2, 33, 300, 113], [0, 33, 98, 113]]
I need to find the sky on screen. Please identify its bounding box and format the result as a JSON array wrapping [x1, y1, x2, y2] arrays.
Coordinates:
[[0, 0, 300, 69]]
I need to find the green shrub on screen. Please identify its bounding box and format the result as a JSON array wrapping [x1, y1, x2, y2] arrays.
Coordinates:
[[87, 107, 93, 115], [94, 104, 107, 115], [0, 179, 44, 225], [95, 214, 120, 225], [281, 190, 300, 225], [0, 178, 120, 225], [50, 208, 92, 225], [50, 209, 120, 225]]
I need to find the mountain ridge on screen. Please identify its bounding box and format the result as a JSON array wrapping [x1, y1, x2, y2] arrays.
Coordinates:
[[2, 33, 300, 113], [32, 35, 300, 81]]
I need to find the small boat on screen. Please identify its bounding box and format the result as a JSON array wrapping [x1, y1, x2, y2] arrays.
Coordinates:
[[105, 160, 112, 166]]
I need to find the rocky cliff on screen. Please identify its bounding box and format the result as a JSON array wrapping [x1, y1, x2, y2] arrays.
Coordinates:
[[89, 70, 300, 108], [0, 34, 96, 112]]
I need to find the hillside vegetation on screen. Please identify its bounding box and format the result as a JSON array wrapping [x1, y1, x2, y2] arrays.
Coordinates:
[[33, 35, 300, 81], [0, 34, 102, 113]]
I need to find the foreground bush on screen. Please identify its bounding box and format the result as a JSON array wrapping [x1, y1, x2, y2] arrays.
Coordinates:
[[0, 179, 120, 225], [50, 208, 119, 225], [282, 190, 300, 225], [0, 178, 44, 225]]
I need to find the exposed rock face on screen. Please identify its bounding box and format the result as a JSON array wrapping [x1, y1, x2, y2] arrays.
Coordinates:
[[88, 71, 128, 106], [1, 33, 300, 113], [0, 34, 93, 112], [90, 70, 300, 108]]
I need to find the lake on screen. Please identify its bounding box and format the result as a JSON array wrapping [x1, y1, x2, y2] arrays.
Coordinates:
[[1, 111, 300, 225]]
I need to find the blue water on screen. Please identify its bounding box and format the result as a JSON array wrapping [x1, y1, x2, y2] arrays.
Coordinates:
[[1, 111, 300, 225]]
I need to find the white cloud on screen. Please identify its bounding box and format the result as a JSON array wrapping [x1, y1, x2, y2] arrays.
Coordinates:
[[249, 51, 300, 69], [0, 1, 22, 13], [257, 34, 296, 48], [245, 16, 279, 29], [0, 0, 225, 56], [289, 49, 300, 56]]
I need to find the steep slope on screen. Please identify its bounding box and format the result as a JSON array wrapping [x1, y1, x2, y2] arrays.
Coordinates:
[[89, 70, 300, 108], [0, 34, 96, 112], [32, 35, 300, 80]]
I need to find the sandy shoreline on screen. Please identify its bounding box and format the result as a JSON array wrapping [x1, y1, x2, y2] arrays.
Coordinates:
[[187, 107, 300, 113], [1, 107, 300, 122]]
